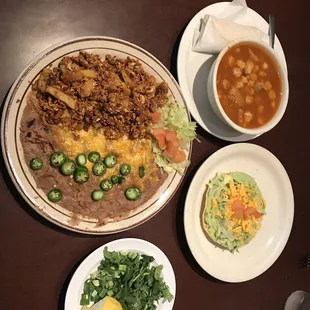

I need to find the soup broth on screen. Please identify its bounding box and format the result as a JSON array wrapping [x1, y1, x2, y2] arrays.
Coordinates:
[[216, 42, 282, 128]]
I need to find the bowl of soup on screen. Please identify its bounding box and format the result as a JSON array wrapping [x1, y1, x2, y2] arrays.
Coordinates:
[[207, 38, 289, 135]]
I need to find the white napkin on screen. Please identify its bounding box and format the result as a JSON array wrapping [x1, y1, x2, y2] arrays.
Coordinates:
[[192, 0, 268, 53]]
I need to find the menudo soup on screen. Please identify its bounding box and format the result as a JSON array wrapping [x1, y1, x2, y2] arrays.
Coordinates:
[[216, 42, 282, 128]]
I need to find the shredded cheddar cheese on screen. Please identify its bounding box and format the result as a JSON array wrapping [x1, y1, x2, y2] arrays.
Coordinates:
[[229, 179, 235, 196], [203, 172, 265, 252], [54, 127, 160, 189], [220, 178, 263, 239]]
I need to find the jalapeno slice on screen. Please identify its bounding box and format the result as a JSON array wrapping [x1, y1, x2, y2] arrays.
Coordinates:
[[104, 154, 117, 168], [120, 164, 131, 176], [125, 187, 141, 201], [50, 152, 66, 168], [30, 158, 43, 170], [47, 189, 62, 202]]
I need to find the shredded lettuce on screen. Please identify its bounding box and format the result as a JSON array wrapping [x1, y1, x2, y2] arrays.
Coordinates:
[[152, 144, 190, 174], [156, 102, 197, 147], [152, 101, 197, 175]]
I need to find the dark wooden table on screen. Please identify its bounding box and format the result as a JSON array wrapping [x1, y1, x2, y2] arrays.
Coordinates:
[[1, 0, 309, 309]]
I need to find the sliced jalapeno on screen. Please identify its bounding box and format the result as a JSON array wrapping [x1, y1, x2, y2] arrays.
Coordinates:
[[91, 189, 104, 201], [139, 166, 145, 178], [50, 152, 66, 168], [88, 151, 100, 163], [60, 159, 76, 176], [120, 164, 131, 176], [104, 154, 117, 168], [118, 176, 126, 184], [111, 175, 119, 184], [74, 166, 89, 184], [30, 158, 43, 170], [125, 187, 141, 201], [76, 154, 87, 166], [47, 189, 62, 202], [100, 179, 113, 191], [92, 161, 107, 176]]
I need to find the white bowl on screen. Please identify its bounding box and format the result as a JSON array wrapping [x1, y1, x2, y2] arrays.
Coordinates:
[[207, 38, 289, 136]]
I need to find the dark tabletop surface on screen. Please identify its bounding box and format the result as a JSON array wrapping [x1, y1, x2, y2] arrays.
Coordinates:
[[1, 0, 310, 309]]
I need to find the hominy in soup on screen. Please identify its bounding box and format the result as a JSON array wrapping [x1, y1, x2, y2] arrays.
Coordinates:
[[216, 42, 282, 128]]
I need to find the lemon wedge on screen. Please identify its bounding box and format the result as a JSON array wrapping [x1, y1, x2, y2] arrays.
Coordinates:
[[82, 296, 123, 310]]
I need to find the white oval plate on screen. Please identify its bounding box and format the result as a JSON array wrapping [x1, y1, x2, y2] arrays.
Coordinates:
[[184, 143, 294, 282], [1, 36, 192, 234], [177, 2, 288, 142], [65, 238, 176, 310]]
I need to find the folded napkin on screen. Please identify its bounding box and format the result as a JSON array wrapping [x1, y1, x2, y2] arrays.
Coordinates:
[[192, 0, 268, 53]]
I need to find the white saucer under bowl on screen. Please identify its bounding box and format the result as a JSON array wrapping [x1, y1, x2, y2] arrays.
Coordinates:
[[177, 2, 288, 142]]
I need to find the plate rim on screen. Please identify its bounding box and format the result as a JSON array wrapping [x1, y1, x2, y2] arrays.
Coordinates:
[[64, 238, 176, 310], [176, 2, 288, 142], [183, 143, 294, 282], [1, 35, 192, 234]]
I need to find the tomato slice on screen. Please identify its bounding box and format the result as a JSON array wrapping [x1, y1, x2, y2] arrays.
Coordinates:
[[166, 131, 180, 149], [231, 199, 244, 220], [165, 130, 177, 140], [151, 111, 161, 123], [152, 127, 165, 137], [167, 140, 178, 156], [171, 149, 186, 163], [156, 134, 166, 149], [244, 207, 261, 220]]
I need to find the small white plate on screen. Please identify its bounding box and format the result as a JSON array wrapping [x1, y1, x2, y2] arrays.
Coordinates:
[[65, 238, 176, 310], [184, 143, 294, 282], [177, 2, 288, 142]]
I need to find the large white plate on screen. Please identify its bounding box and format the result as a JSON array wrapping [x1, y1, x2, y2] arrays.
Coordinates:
[[177, 2, 288, 142], [65, 238, 176, 310], [184, 143, 294, 282], [1, 36, 192, 234]]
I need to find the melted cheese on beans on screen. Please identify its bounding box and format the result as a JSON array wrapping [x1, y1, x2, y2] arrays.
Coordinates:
[[55, 127, 159, 187]]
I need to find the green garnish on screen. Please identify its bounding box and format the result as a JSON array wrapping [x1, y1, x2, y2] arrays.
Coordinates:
[[80, 247, 173, 308], [152, 101, 197, 175]]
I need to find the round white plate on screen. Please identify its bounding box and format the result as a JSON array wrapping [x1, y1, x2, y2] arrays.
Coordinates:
[[177, 2, 288, 142], [1, 36, 192, 234], [65, 238, 176, 310], [184, 143, 294, 282]]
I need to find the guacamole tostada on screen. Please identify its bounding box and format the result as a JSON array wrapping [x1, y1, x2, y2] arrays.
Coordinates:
[[202, 172, 266, 252]]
